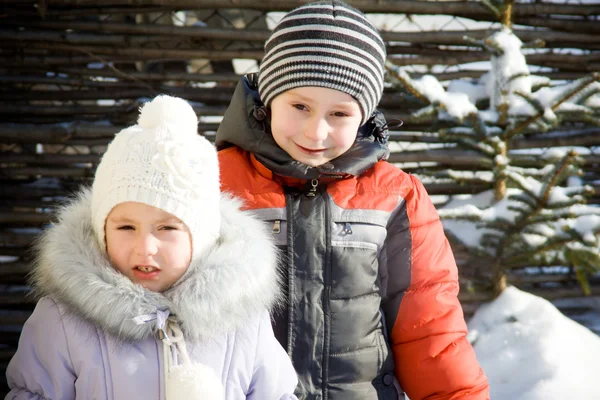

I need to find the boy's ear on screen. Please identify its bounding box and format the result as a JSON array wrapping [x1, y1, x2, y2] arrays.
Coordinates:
[[248, 72, 259, 87], [244, 73, 260, 95], [358, 110, 389, 143]]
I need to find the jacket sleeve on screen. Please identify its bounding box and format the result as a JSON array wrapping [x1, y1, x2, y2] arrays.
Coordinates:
[[381, 175, 489, 400], [6, 297, 77, 400], [247, 311, 298, 400]]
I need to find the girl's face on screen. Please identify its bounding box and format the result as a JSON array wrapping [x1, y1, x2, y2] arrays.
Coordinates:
[[269, 86, 363, 167], [105, 202, 192, 293]]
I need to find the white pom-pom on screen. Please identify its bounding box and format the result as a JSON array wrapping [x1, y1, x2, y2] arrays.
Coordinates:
[[166, 363, 225, 400], [138, 95, 198, 137]]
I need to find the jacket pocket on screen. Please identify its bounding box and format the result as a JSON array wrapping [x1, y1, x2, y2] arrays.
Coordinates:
[[331, 216, 387, 255], [330, 216, 387, 300], [267, 218, 288, 247], [249, 208, 288, 247]]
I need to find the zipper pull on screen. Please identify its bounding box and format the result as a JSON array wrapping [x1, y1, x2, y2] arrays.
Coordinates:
[[272, 220, 281, 234], [305, 179, 319, 198], [343, 222, 353, 235]]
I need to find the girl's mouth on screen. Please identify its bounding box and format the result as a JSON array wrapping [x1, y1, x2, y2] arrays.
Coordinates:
[[136, 265, 158, 272], [133, 265, 160, 279]]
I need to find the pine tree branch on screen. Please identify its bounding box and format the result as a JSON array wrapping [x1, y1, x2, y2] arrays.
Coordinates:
[[494, 152, 579, 266], [539, 151, 577, 206], [469, 113, 489, 141], [529, 201, 599, 223], [504, 238, 573, 269], [502, 0, 515, 28], [502, 73, 600, 141], [384, 61, 430, 105]]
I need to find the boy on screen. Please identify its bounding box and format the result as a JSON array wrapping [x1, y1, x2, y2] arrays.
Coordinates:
[[6, 95, 298, 399], [216, 1, 490, 399]]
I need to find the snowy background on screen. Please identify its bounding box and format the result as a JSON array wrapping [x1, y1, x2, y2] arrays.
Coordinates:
[[470, 287, 600, 399]]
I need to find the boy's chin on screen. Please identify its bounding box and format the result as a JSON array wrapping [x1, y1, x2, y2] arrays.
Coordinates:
[[302, 160, 327, 168], [292, 154, 332, 168], [299, 157, 339, 168]]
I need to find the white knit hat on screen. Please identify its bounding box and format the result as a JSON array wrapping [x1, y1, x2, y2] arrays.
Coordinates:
[[91, 95, 220, 260]]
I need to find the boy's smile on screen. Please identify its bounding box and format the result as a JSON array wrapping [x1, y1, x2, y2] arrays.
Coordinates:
[[105, 202, 192, 293], [269, 86, 363, 167], [296, 143, 327, 155]]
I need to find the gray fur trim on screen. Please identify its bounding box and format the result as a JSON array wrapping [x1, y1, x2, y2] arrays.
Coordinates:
[[31, 188, 281, 342]]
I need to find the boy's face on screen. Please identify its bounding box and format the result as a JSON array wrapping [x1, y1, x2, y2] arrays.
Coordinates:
[[105, 202, 192, 293], [269, 86, 362, 167]]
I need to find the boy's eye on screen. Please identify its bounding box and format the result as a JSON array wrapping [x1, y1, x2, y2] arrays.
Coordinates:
[[159, 225, 177, 231], [332, 111, 349, 117], [292, 103, 308, 111]]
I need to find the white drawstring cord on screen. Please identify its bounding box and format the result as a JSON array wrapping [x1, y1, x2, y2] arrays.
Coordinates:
[[134, 309, 226, 399], [133, 310, 192, 397], [166, 321, 191, 365], [161, 317, 194, 399]]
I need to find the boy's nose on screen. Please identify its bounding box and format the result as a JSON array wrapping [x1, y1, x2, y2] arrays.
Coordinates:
[[135, 233, 158, 256], [304, 117, 329, 142]]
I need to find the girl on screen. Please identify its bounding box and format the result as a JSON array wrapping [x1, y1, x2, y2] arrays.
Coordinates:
[[6, 95, 298, 399]]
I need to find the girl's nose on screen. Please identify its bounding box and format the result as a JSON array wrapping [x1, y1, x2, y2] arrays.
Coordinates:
[[304, 116, 329, 142], [135, 232, 158, 256]]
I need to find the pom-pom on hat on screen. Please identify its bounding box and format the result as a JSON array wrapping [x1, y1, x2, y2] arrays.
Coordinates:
[[91, 95, 220, 260], [258, 0, 386, 126]]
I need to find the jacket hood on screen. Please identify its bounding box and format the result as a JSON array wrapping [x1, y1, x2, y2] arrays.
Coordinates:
[[215, 74, 391, 180], [31, 188, 281, 342]]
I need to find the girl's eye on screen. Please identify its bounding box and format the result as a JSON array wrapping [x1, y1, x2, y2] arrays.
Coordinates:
[[159, 225, 177, 231], [117, 225, 134, 230]]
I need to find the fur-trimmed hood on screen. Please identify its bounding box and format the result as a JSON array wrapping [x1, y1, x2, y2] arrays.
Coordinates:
[[31, 188, 281, 342]]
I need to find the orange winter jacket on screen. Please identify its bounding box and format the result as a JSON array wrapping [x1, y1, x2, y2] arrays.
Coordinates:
[[215, 75, 490, 400]]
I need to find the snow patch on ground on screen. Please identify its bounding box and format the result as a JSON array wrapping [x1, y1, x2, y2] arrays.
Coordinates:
[[468, 286, 600, 400]]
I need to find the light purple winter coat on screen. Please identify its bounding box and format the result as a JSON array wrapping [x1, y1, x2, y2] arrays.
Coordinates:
[[5, 189, 298, 399]]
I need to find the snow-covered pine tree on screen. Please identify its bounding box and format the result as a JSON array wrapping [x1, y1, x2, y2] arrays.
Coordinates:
[[384, 3, 600, 298]]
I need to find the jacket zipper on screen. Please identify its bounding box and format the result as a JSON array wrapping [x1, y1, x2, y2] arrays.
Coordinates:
[[305, 179, 331, 399], [322, 191, 332, 400], [284, 191, 295, 356], [272, 220, 281, 234], [305, 178, 319, 198]]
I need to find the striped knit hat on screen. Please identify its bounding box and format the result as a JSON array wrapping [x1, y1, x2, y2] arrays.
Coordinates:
[[258, 0, 386, 126]]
